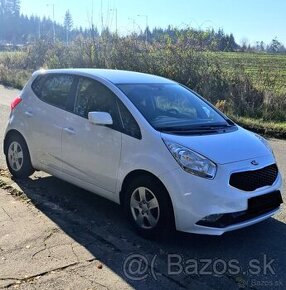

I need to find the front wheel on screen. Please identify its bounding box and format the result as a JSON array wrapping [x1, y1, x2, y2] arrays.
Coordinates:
[[123, 175, 174, 239], [5, 134, 35, 178]]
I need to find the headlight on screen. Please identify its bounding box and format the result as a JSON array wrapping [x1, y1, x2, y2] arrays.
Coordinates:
[[163, 140, 217, 179], [255, 134, 273, 154]]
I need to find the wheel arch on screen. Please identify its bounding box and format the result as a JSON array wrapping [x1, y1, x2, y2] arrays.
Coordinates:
[[4, 129, 28, 155], [4, 129, 35, 177], [119, 170, 175, 214]]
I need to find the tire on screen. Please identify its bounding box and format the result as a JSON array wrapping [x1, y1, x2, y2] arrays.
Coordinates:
[[5, 133, 35, 178], [123, 175, 175, 239]]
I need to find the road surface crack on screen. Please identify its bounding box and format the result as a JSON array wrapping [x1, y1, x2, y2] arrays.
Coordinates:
[[31, 228, 59, 259], [1, 207, 14, 222], [0, 259, 98, 289], [70, 243, 80, 262], [0, 262, 79, 288]]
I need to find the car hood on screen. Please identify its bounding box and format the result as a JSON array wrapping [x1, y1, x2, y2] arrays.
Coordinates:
[[161, 126, 272, 165]]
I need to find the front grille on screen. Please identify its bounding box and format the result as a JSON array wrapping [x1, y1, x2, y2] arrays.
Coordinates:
[[229, 164, 278, 191], [197, 190, 283, 228]]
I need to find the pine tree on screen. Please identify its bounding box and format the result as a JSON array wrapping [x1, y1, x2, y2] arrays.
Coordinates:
[[12, 0, 20, 16], [64, 9, 73, 44], [0, 0, 5, 16], [1, 0, 20, 15]]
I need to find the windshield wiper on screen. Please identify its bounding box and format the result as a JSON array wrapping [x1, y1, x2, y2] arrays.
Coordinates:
[[193, 124, 233, 130], [156, 127, 219, 135], [156, 123, 231, 131], [156, 123, 235, 135]]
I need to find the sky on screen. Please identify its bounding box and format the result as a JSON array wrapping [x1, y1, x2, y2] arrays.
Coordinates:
[[20, 0, 286, 45]]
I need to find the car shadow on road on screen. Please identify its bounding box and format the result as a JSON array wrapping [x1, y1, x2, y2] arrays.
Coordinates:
[[13, 175, 286, 289]]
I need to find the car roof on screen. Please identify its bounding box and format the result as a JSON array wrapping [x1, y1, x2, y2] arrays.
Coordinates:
[[34, 69, 175, 85]]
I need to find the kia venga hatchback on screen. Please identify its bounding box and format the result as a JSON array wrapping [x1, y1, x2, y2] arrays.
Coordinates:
[[4, 69, 283, 238]]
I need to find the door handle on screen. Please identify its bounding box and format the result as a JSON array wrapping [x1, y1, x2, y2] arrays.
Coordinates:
[[24, 111, 33, 117], [63, 127, 76, 135]]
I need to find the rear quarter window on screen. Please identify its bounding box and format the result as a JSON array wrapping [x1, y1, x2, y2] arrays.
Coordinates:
[[31, 75, 44, 97], [31, 74, 74, 109]]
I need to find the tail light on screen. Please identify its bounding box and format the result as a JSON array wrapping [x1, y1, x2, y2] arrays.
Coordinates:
[[11, 96, 22, 110]]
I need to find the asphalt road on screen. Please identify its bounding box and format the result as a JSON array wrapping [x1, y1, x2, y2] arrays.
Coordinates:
[[0, 84, 285, 289]]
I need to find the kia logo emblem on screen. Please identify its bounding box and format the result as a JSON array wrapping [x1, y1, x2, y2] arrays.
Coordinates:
[[251, 160, 259, 166]]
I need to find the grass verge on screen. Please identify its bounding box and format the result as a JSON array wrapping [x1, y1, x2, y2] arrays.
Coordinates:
[[0, 69, 30, 90], [232, 116, 286, 139]]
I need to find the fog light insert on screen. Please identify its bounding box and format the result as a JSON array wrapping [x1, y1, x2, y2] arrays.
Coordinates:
[[197, 212, 245, 227], [200, 214, 224, 223]]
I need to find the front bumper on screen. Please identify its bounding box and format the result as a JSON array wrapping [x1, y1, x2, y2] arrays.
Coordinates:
[[159, 154, 283, 235]]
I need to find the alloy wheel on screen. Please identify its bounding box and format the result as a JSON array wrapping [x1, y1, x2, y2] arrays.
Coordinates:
[[130, 186, 160, 229], [8, 141, 24, 172]]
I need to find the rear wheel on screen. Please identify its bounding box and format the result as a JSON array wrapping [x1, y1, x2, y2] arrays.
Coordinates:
[[5, 134, 35, 178], [123, 175, 174, 239]]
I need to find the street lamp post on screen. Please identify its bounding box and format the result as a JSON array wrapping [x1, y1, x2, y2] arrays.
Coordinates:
[[137, 14, 148, 44], [47, 3, 56, 43]]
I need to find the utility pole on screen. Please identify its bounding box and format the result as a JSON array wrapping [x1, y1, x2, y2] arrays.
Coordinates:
[[91, 0, 95, 40], [128, 18, 136, 33], [52, 4, 55, 43], [38, 21, 41, 39], [137, 14, 148, 44], [110, 8, 118, 36], [101, 0, 103, 33]]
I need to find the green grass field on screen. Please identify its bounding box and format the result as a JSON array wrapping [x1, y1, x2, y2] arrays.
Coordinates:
[[1, 50, 286, 96], [0, 51, 25, 57], [209, 51, 286, 96]]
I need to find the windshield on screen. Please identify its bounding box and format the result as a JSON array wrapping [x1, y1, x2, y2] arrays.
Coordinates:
[[117, 83, 234, 133]]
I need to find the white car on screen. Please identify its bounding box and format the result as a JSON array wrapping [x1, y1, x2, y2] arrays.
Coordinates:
[[3, 69, 283, 238]]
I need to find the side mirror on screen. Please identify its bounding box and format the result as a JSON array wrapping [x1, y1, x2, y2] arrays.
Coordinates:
[[88, 112, 113, 125]]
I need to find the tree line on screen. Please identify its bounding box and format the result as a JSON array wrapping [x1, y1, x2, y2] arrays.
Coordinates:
[[0, 0, 285, 53]]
